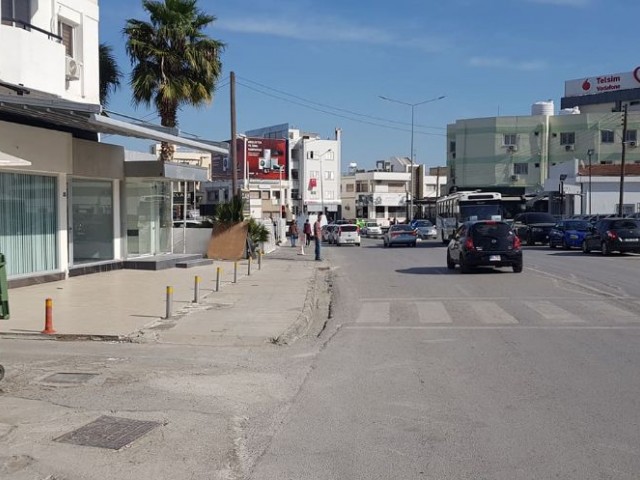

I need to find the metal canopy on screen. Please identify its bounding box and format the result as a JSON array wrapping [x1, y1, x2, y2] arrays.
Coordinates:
[[0, 94, 229, 155]]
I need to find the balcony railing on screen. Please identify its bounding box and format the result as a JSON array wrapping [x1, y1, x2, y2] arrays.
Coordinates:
[[1, 17, 62, 42]]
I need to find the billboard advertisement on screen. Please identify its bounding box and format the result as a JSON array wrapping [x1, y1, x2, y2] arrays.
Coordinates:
[[240, 137, 288, 182], [565, 67, 640, 97]]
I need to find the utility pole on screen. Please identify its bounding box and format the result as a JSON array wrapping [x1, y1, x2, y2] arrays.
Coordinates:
[[618, 104, 628, 217], [230, 71, 238, 197]]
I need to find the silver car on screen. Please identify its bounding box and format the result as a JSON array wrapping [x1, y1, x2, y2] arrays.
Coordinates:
[[363, 221, 382, 238], [413, 220, 437, 240]]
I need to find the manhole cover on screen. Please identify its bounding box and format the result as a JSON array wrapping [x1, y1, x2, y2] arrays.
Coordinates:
[[42, 373, 98, 385], [55, 416, 161, 450]]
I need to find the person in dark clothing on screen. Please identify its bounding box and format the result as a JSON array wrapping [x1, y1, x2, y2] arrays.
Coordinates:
[[303, 219, 312, 246]]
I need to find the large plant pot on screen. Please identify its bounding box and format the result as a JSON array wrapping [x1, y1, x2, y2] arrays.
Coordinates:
[[207, 222, 248, 260]]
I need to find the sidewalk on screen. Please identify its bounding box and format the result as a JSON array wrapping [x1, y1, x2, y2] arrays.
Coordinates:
[[0, 245, 325, 346]]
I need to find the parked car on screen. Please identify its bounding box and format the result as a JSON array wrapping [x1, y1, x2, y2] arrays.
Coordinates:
[[548, 219, 591, 249], [413, 219, 437, 240], [334, 224, 361, 246], [363, 221, 382, 238], [321, 224, 334, 243], [512, 212, 556, 245], [582, 218, 640, 255], [383, 224, 417, 248], [447, 220, 523, 273]]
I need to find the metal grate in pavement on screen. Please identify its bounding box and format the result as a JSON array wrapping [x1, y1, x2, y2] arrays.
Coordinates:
[[55, 416, 161, 450]]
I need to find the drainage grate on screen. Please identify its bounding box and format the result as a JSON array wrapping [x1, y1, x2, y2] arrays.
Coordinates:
[[42, 373, 98, 385], [55, 416, 161, 450]]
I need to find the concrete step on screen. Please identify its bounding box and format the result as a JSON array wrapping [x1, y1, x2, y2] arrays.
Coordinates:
[[175, 258, 214, 268]]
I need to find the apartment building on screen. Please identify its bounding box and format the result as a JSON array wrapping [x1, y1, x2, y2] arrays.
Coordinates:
[[206, 124, 342, 221], [446, 65, 640, 214]]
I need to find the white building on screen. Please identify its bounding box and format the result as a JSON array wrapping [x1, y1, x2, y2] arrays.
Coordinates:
[[230, 123, 342, 220], [0, 1, 227, 286]]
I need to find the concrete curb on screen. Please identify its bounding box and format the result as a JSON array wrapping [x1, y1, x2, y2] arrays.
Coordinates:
[[0, 332, 131, 342]]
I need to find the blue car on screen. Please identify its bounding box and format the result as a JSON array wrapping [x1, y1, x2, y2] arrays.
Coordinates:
[[548, 219, 591, 249]]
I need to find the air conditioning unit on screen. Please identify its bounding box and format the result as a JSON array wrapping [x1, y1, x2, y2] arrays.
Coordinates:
[[511, 174, 520, 181], [507, 145, 518, 152], [65, 56, 79, 81], [565, 144, 575, 151], [629, 141, 637, 148]]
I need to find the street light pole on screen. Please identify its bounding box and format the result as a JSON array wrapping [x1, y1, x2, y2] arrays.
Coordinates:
[[379, 94, 445, 222], [279, 164, 283, 219], [587, 149, 594, 215]]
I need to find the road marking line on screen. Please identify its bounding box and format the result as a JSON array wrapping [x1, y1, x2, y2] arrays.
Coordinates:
[[344, 325, 640, 330], [587, 301, 640, 321], [415, 302, 453, 324], [524, 301, 585, 324], [355, 302, 390, 323], [465, 301, 519, 324]]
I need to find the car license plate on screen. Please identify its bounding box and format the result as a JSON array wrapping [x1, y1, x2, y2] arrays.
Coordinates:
[[570, 234, 578, 239], [624, 238, 639, 242], [490, 255, 501, 262]]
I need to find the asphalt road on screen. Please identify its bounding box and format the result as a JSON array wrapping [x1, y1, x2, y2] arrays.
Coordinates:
[[2, 238, 640, 479], [249, 237, 640, 479]]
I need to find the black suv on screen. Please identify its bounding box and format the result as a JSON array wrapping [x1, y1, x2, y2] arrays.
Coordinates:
[[447, 220, 523, 273], [512, 212, 556, 245], [582, 218, 640, 255]]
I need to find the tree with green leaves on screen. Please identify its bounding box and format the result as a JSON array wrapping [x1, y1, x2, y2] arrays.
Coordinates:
[[99, 43, 122, 107], [123, 0, 225, 161]]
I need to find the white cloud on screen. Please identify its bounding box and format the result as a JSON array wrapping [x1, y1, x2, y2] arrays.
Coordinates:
[[217, 15, 449, 53], [469, 56, 547, 71]]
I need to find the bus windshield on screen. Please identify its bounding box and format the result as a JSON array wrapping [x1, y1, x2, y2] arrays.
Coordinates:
[[460, 204, 502, 222]]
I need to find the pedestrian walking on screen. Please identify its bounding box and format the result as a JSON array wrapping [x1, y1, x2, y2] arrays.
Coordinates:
[[289, 221, 299, 247], [303, 219, 312, 246], [314, 213, 323, 261]]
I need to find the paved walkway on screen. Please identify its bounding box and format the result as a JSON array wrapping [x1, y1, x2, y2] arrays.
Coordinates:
[[0, 245, 324, 346]]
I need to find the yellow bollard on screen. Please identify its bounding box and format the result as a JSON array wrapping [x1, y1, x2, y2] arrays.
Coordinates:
[[165, 286, 173, 319], [193, 276, 201, 303]]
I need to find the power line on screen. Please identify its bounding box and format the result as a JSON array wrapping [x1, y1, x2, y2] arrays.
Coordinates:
[[236, 74, 445, 131], [236, 80, 446, 137]]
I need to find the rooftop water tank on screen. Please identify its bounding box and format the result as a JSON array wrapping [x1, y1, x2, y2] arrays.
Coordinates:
[[531, 100, 554, 116]]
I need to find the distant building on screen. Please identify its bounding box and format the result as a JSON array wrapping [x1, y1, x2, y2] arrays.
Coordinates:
[[205, 124, 342, 220], [447, 65, 640, 215]]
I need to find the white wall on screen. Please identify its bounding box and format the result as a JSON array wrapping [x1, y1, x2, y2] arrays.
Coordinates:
[[0, 0, 99, 104]]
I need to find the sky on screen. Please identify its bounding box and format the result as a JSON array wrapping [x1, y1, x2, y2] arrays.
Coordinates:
[[99, 0, 640, 171]]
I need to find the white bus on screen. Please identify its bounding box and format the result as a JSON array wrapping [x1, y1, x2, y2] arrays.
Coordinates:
[[436, 191, 504, 244]]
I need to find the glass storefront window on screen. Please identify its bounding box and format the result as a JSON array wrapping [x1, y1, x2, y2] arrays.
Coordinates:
[[125, 180, 172, 256], [0, 172, 58, 276], [71, 179, 114, 264]]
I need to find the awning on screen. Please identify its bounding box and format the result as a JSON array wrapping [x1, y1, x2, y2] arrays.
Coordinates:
[[0, 94, 229, 155], [0, 149, 32, 166]]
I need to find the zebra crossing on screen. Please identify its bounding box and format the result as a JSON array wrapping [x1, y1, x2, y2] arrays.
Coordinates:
[[350, 297, 640, 327]]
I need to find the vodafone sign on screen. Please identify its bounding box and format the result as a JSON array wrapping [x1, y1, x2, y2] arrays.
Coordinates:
[[565, 67, 640, 97]]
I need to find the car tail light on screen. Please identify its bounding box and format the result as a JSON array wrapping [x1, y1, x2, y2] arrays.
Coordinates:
[[464, 237, 475, 251], [606, 230, 618, 240], [411, 230, 417, 236], [513, 235, 521, 249], [356, 226, 360, 234], [391, 231, 400, 237]]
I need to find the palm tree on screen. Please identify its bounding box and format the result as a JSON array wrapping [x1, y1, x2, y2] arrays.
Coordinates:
[[123, 0, 225, 161], [99, 43, 122, 107]]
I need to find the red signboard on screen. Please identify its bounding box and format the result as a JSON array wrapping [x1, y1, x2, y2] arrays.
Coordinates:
[[239, 137, 288, 181]]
